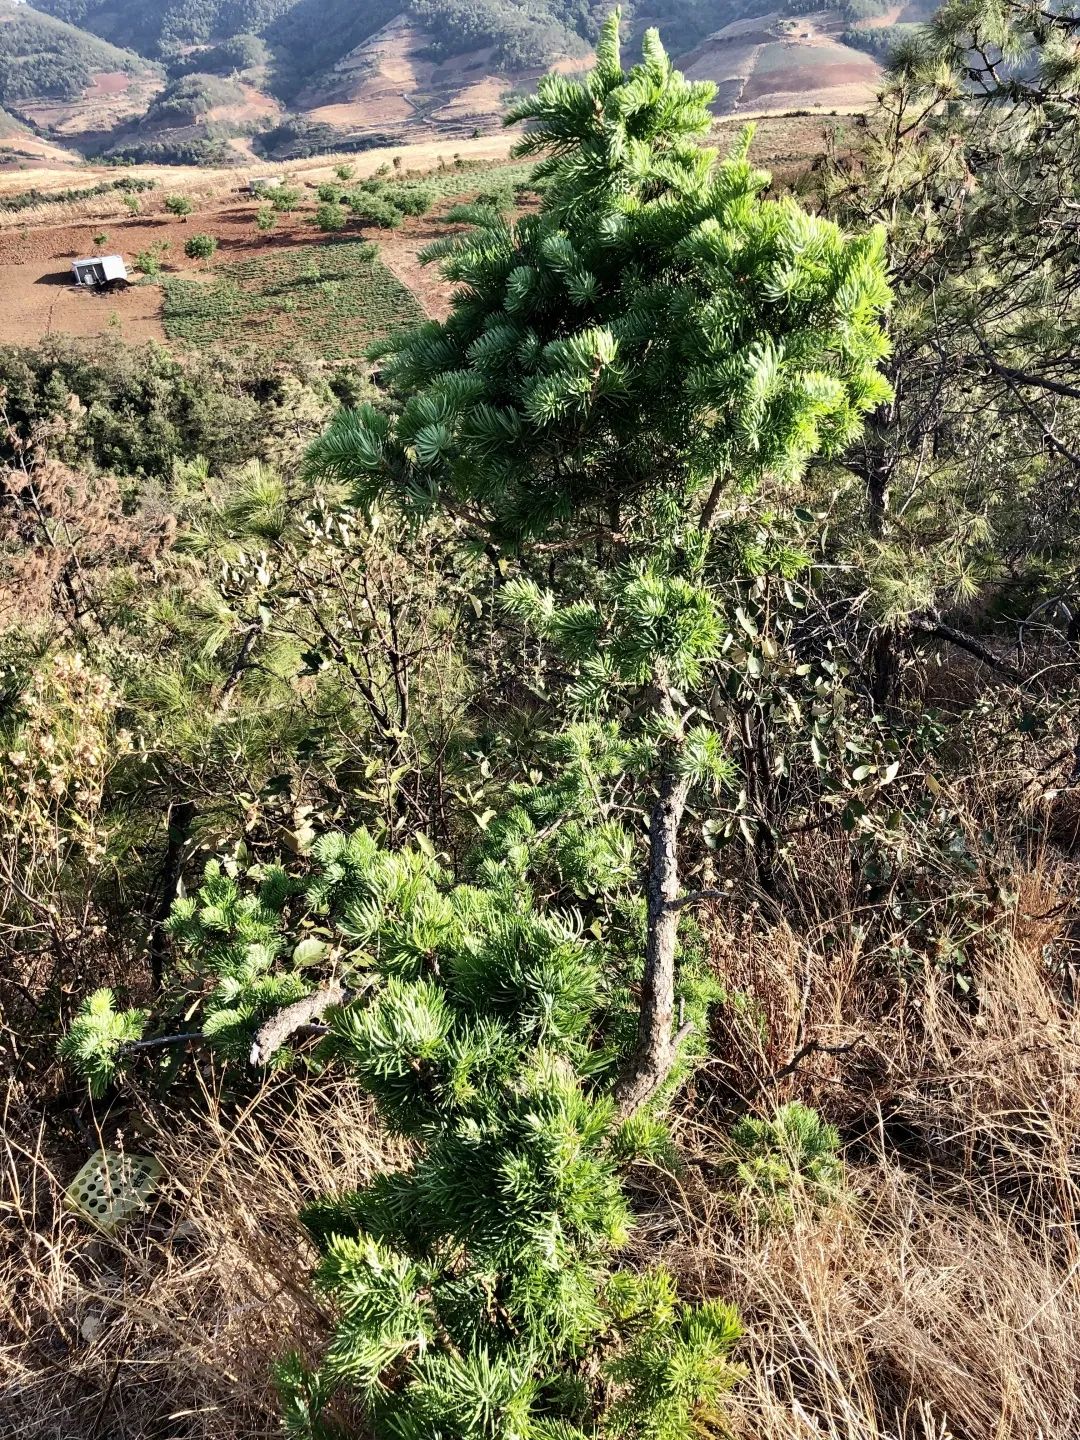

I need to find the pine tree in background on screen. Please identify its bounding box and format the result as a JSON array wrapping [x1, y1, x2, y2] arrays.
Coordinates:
[[825, 0, 1080, 617]]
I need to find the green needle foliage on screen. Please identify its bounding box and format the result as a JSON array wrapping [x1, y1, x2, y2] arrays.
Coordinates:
[[308, 9, 891, 542], [727, 1102, 843, 1224], [166, 860, 310, 1062], [282, 809, 742, 1439], [59, 989, 148, 1099], [61, 749, 740, 1439]]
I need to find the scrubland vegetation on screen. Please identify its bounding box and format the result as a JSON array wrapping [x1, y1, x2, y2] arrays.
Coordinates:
[[4, 4, 1080, 1439]]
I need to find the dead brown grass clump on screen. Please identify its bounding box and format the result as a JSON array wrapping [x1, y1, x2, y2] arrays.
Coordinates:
[[632, 869, 1080, 1440], [1, 1074, 404, 1439]]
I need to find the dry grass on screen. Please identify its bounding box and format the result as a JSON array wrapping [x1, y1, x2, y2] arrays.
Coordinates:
[[3, 818, 1078, 1439], [1, 1074, 404, 1439], [632, 864, 1080, 1440], [0, 134, 520, 230]]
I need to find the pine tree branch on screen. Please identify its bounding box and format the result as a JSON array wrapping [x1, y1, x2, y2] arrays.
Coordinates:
[[248, 980, 345, 1065], [908, 610, 1023, 683], [972, 344, 1080, 402], [764, 1036, 865, 1088], [670, 887, 734, 912]]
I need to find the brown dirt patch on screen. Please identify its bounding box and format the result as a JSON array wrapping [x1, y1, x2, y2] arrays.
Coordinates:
[[0, 190, 476, 345], [375, 215, 461, 320], [741, 60, 878, 106], [84, 71, 134, 98], [0, 269, 166, 344], [17, 72, 161, 139], [207, 82, 282, 126]]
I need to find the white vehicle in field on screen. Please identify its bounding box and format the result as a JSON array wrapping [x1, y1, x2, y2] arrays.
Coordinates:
[[71, 255, 130, 290]]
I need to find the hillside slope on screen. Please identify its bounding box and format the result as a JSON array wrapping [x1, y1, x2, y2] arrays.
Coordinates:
[[680, 8, 882, 113], [0, 1, 161, 141], [4, 1, 931, 167], [0, 1, 150, 103], [31, 0, 297, 54], [0, 102, 81, 169]]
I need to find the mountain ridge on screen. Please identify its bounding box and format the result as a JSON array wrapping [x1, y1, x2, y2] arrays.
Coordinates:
[[1, 1, 927, 170]]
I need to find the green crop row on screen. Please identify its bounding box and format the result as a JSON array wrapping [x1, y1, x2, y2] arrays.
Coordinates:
[[161, 238, 426, 359]]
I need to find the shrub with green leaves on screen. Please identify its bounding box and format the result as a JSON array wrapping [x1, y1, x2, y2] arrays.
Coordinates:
[[347, 192, 404, 229], [184, 233, 218, 262], [393, 186, 434, 217], [266, 184, 302, 213], [134, 250, 161, 277], [256, 203, 276, 232], [164, 194, 194, 219], [727, 1102, 843, 1222], [314, 201, 347, 233]]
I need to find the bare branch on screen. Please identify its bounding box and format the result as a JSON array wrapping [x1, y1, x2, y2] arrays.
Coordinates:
[[248, 980, 345, 1065], [765, 1036, 866, 1088]]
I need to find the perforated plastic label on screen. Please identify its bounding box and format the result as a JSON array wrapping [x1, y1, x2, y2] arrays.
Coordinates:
[[66, 1150, 162, 1232]]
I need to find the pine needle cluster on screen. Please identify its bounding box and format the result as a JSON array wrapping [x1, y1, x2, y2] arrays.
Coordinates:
[[727, 1101, 843, 1224], [280, 811, 741, 1439], [62, 746, 739, 1438], [306, 9, 892, 542]]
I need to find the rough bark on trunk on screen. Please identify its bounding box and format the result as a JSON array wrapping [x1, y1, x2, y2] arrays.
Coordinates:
[[871, 624, 898, 713], [866, 461, 892, 539], [149, 798, 194, 991], [249, 980, 345, 1065], [614, 767, 691, 1117]]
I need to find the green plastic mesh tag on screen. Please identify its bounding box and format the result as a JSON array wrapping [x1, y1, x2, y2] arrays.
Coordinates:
[[66, 1150, 162, 1233]]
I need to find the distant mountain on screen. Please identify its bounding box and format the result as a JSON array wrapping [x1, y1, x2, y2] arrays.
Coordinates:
[[30, 0, 297, 55], [1, 2, 933, 170], [0, 0, 150, 104]]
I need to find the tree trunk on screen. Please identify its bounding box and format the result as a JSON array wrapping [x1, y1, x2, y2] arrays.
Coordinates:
[[871, 624, 898, 713], [149, 798, 194, 990], [866, 458, 892, 538], [614, 766, 691, 1117]]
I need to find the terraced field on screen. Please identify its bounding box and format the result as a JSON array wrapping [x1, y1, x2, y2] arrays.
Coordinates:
[[161, 237, 426, 358]]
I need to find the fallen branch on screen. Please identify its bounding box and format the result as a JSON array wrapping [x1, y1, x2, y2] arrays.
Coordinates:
[[248, 980, 345, 1065], [765, 1036, 865, 1088], [126, 1030, 204, 1053], [909, 611, 1023, 684], [670, 887, 735, 912]]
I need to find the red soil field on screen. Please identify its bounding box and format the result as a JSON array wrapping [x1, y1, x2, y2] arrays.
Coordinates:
[[0, 195, 462, 347]]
